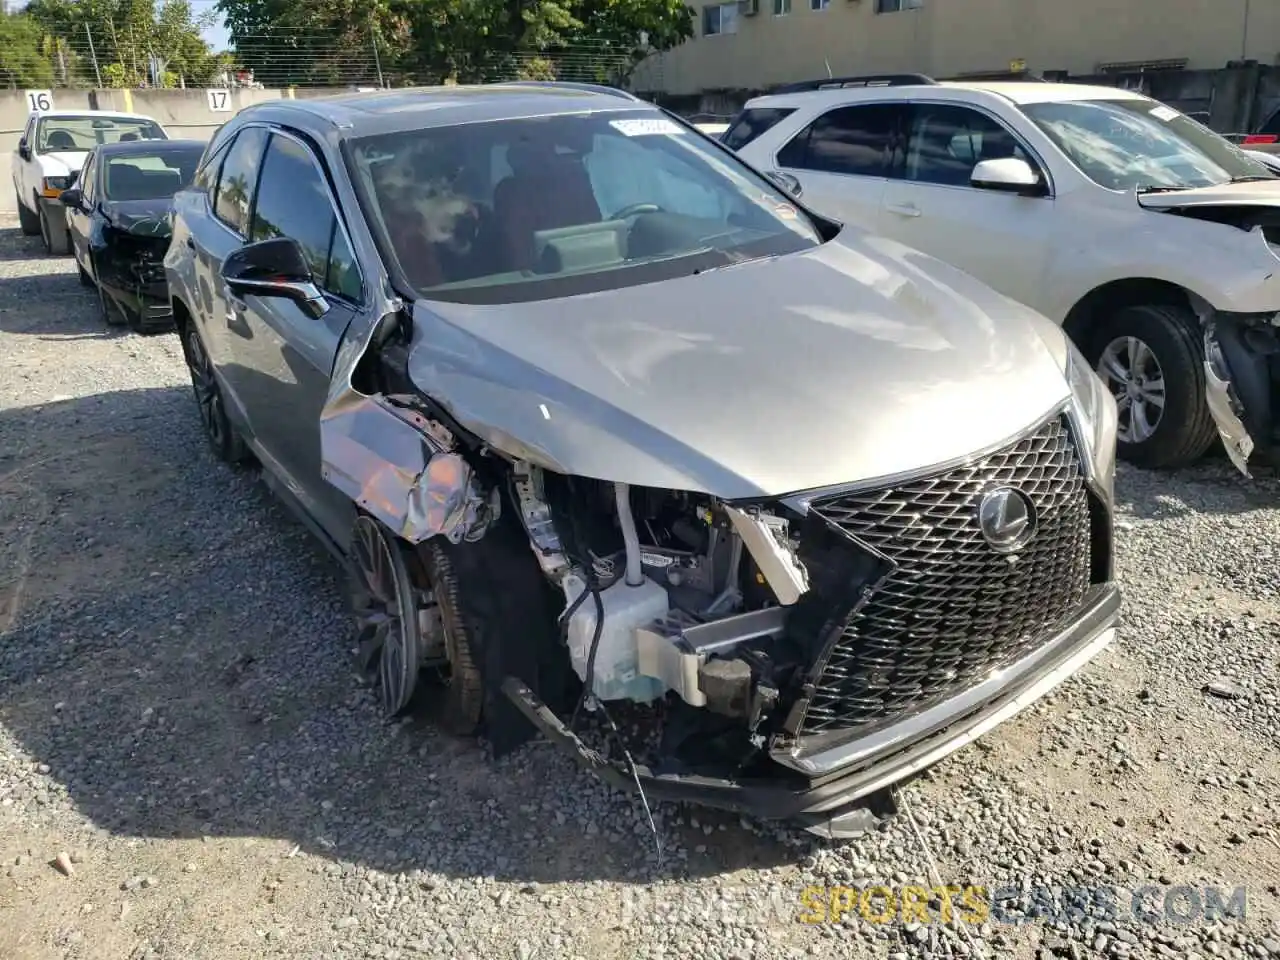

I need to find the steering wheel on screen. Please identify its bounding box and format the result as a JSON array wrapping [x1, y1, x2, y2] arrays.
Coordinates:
[[612, 202, 662, 219]]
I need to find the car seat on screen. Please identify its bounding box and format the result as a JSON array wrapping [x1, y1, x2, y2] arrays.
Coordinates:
[[46, 130, 77, 150], [492, 138, 602, 272]]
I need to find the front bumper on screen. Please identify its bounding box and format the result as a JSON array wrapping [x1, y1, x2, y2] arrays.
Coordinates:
[[102, 277, 173, 329], [503, 581, 1120, 837]]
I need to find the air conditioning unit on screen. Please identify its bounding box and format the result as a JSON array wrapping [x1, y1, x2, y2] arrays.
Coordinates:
[[740, 0, 759, 15]]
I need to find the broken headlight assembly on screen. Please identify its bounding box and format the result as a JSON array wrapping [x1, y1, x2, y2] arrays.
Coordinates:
[[42, 175, 72, 195], [1065, 337, 1119, 498]]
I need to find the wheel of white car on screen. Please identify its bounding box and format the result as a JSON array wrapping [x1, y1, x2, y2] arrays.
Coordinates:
[[17, 192, 41, 237], [1090, 303, 1217, 469], [39, 204, 71, 256]]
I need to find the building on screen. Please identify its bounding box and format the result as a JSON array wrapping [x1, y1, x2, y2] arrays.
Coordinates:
[[633, 0, 1280, 112]]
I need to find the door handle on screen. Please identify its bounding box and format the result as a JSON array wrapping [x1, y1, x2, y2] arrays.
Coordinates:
[[886, 202, 921, 218]]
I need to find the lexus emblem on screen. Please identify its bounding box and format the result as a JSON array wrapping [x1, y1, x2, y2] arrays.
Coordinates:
[[977, 486, 1036, 553]]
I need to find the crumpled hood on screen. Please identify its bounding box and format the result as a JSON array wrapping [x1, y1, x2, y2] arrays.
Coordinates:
[[406, 232, 1072, 498], [103, 198, 173, 237], [1137, 179, 1280, 210], [38, 151, 88, 177]]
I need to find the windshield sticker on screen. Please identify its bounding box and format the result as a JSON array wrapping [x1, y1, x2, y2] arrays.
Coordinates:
[[610, 117, 685, 137], [1149, 105, 1179, 122]]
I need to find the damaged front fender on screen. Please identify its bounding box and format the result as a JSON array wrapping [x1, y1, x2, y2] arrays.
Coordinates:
[[1202, 311, 1280, 477], [318, 311, 499, 545]]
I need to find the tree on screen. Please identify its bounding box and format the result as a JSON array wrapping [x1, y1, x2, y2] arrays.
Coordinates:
[[0, 14, 57, 88], [216, 0, 691, 88], [24, 0, 221, 87]]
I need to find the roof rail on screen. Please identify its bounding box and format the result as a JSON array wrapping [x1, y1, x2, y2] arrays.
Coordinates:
[[770, 73, 937, 94], [504, 80, 641, 101]]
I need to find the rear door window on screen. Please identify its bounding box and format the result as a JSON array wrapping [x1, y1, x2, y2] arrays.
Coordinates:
[[213, 126, 269, 236], [721, 107, 797, 150], [777, 103, 903, 177]]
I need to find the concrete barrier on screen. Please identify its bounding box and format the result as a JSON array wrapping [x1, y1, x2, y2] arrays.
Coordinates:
[[2, 87, 349, 215]]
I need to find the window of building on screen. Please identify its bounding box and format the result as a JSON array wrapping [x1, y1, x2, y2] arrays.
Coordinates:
[[703, 2, 739, 35], [773, 0, 791, 14], [876, 0, 922, 11], [777, 104, 903, 177], [810, 0, 829, 10]]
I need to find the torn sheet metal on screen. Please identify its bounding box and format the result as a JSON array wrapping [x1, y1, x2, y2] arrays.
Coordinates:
[[321, 393, 498, 544], [1203, 329, 1255, 477], [319, 308, 497, 544], [722, 505, 809, 605]]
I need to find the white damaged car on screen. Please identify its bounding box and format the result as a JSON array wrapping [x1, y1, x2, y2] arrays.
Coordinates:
[[730, 78, 1280, 473], [12, 109, 168, 255]]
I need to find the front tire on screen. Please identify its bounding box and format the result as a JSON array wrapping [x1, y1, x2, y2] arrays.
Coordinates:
[[181, 322, 249, 463], [17, 193, 40, 236], [39, 204, 71, 256], [1089, 303, 1217, 469]]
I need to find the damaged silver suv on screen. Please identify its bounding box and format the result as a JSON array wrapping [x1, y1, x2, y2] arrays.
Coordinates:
[[165, 83, 1121, 838]]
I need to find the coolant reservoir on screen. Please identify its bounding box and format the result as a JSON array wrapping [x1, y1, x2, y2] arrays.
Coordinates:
[[563, 573, 669, 703]]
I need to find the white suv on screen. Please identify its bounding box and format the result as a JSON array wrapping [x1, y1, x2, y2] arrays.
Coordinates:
[[729, 75, 1280, 473]]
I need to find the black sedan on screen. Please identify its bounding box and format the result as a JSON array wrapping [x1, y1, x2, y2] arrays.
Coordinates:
[[58, 139, 206, 332]]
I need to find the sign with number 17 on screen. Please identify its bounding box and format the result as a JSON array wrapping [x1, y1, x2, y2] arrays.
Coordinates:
[[206, 89, 232, 113]]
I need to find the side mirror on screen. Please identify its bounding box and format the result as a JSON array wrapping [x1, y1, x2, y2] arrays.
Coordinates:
[[220, 236, 330, 320], [58, 187, 83, 209], [766, 170, 804, 199], [971, 157, 1045, 196], [17, 139, 31, 161]]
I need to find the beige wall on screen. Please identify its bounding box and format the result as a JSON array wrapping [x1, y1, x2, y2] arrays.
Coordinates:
[[637, 0, 1280, 97]]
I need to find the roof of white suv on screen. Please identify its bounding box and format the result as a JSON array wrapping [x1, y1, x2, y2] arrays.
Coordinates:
[[749, 81, 1150, 109]]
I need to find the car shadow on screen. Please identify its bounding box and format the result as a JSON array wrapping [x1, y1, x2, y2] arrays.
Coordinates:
[[1114, 453, 1280, 522], [0, 385, 805, 887], [0, 224, 175, 341]]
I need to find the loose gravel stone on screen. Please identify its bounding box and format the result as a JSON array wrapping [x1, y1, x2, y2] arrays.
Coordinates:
[[2, 217, 1280, 958]]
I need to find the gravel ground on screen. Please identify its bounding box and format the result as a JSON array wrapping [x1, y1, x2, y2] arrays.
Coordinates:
[[2, 215, 1279, 960]]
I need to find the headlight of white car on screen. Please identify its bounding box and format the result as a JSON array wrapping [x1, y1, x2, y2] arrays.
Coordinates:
[[42, 175, 72, 193], [1065, 338, 1119, 498]]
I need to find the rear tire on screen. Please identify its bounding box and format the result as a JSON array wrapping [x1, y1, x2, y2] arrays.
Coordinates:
[[17, 193, 40, 236], [181, 322, 249, 463], [39, 204, 71, 256], [1087, 303, 1217, 469]]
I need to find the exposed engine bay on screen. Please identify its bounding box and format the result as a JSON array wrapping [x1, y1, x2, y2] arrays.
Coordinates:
[[507, 463, 891, 779]]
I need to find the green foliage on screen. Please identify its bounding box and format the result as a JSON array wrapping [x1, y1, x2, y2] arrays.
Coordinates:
[[216, 0, 694, 88], [0, 14, 57, 88], [23, 0, 223, 87]]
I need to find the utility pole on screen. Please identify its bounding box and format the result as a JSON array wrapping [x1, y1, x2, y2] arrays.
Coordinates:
[[1241, 0, 1252, 59]]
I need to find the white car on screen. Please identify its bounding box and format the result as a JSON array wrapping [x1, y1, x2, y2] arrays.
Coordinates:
[[729, 76, 1280, 474], [12, 109, 169, 255]]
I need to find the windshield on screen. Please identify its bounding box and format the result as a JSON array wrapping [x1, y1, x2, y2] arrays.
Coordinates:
[[346, 110, 822, 304], [1021, 98, 1276, 192], [36, 116, 166, 154], [103, 145, 204, 202]]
